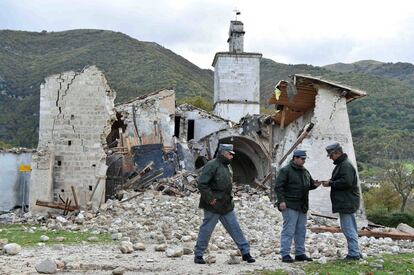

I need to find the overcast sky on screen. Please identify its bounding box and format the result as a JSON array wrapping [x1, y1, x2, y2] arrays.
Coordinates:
[[1, 0, 414, 69]]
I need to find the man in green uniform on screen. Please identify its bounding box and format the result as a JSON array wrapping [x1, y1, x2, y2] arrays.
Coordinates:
[[323, 142, 361, 260], [194, 144, 255, 264], [275, 149, 321, 263]]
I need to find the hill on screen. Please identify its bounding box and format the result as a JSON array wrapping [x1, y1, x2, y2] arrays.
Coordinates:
[[0, 29, 413, 167], [324, 60, 414, 86], [0, 29, 213, 146]]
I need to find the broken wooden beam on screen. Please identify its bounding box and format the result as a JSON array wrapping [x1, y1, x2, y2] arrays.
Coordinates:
[[63, 198, 72, 216], [278, 122, 315, 165], [157, 185, 185, 196], [310, 226, 414, 241], [36, 200, 78, 212], [120, 192, 144, 203], [280, 107, 286, 129], [71, 185, 79, 209], [134, 170, 164, 190], [257, 173, 272, 188], [123, 161, 155, 190], [309, 212, 384, 228], [89, 178, 102, 202]]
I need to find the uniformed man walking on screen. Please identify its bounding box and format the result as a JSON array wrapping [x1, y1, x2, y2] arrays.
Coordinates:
[[194, 144, 255, 264]]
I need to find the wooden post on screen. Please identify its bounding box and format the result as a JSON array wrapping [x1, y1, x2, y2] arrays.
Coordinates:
[[269, 120, 275, 201], [89, 178, 101, 202], [280, 106, 286, 129], [71, 186, 79, 209], [118, 128, 124, 148]]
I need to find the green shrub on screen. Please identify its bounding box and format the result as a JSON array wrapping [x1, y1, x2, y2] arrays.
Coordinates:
[[367, 211, 414, 227]]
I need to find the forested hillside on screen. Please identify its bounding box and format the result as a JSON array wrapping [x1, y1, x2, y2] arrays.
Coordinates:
[[1, 29, 413, 168], [0, 29, 213, 146], [324, 60, 414, 86]]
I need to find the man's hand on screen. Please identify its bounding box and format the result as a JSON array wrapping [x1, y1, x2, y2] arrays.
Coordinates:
[[209, 199, 217, 206], [321, 180, 330, 187], [278, 202, 287, 211], [314, 180, 322, 187]]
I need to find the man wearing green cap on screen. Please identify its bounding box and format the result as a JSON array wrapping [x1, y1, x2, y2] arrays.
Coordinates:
[[323, 142, 361, 260], [194, 144, 255, 264], [275, 149, 321, 263]]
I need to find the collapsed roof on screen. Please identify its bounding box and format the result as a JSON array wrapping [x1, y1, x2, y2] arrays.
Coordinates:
[[267, 74, 367, 127]]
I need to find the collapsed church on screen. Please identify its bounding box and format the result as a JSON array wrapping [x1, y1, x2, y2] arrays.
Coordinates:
[[2, 20, 367, 222]]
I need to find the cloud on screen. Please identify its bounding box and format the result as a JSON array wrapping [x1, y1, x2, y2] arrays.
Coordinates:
[[1, 0, 414, 68]]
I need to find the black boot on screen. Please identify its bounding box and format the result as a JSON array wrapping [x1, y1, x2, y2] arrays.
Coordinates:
[[194, 256, 206, 264], [242, 253, 256, 263], [344, 255, 361, 261], [295, 254, 313, 261], [282, 255, 294, 263]]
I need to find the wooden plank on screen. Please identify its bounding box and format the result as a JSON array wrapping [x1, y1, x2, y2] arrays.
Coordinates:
[[120, 192, 144, 203], [36, 200, 78, 212], [280, 107, 286, 129], [278, 123, 314, 165], [310, 226, 414, 241], [118, 128, 123, 148], [126, 137, 132, 153], [89, 178, 101, 202], [71, 186, 79, 209]]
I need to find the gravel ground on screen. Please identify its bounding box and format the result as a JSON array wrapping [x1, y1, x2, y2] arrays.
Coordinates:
[[1, 190, 413, 274], [0, 243, 306, 275]]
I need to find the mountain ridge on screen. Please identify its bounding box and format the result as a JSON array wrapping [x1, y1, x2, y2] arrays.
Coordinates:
[[324, 60, 414, 86]]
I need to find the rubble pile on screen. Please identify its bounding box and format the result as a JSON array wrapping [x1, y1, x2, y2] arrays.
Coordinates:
[[1, 189, 414, 260], [72, 191, 283, 258], [153, 171, 199, 196]]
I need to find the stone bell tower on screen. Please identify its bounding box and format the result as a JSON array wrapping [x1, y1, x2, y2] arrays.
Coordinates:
[[212, 19, 262, 122]]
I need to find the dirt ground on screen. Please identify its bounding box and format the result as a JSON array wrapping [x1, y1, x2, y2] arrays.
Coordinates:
[[0, 243, 305, 275]]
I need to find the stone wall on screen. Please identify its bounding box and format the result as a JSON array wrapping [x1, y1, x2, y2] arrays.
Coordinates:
[[118, 90, 175, 149], [29, 66, 116, 213], [176, 104, 231, 142], [212, 53, 261, 122], [228, 20, 244, 53]]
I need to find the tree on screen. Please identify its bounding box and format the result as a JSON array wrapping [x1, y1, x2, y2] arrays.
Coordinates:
[[383, 162, 414, 212], [176, 96, 213, 111], [0, 139, 12, 149], [363, 181, 400, 213]]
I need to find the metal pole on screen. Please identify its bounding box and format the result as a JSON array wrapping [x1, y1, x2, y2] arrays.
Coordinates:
[[21, 173, 26, 212]]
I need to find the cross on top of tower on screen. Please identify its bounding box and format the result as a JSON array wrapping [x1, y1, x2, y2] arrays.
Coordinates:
[[233, 9, 241, 21]]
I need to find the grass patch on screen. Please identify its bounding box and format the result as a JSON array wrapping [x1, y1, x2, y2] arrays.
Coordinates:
[[0, 224, 111, 246], [302, 253, 414, 275], [263, 253, 414, 275]]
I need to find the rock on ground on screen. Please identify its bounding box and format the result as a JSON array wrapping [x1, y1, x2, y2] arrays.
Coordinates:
[[397, 223, 414, 234], [133, 242, 146, 251], [165, 246, 184, 257], [119, 241, 134, 254], [112, 266, 126, 275], [3, 243, 21, 255], [40, 235, 49, 242], [35, 258, 57, 274]]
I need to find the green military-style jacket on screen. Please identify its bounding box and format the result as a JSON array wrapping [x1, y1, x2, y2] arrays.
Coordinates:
[[197, 155, 234, 214], [329, 154, 360, 214], [274, 160, 317, 213]]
